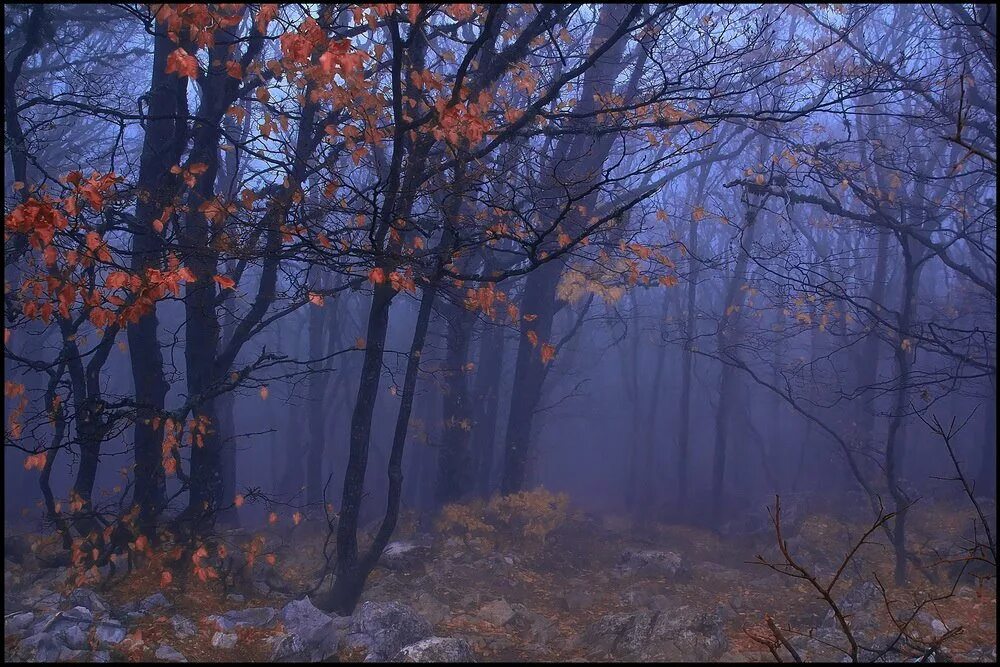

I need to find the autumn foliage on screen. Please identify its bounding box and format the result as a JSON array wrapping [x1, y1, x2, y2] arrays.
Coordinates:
[[436, 488, 571, 554]]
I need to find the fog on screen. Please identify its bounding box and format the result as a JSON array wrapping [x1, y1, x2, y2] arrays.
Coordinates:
[[4, 3, 996, 662]]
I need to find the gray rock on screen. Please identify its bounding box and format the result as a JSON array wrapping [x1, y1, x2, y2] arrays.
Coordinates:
[[34, 606, 93, 650], [171, 614, 198, 639], [139, 592, 172, 613], [226, 593, 245, 604], [477, 599, 515, 627], [211, 631, 238, 649], [411, 593, 449, 626], [60, 622, 89, 650], [281, 597, 334, 643], [52, 647, 111, 662], [394, 637, 476, 662], [349, 600, 433, 661], [584, 602, 729, 661], [620, 583, 654, 608], [33, 590, 66, 609], [60, 605, 94, 626], [379, 541, 426, 571], [220, 606, 278, 629], [27, 611, 58, 636], [267, 632, 307, 661], [275, 597, 341, 661], [13, 632, 66, 662], [583, 611, 650, 658], [56, 647, 88, 662], [509, 603, 556, 644], [66, 587, 109, 614], [155, 644, 189, 662], [618, 549, 683, 577], [4, 611, 35, 638], [95, 620, 127, 646]]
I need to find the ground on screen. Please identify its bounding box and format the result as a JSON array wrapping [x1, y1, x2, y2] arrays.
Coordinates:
[[4, 493, 997, 662]]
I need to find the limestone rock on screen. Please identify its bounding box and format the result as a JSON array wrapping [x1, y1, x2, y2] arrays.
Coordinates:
[[394, 637, 476, 662]]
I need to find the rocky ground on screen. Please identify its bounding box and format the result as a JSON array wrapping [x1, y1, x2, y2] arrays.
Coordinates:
[[4, 498, 996, 662]]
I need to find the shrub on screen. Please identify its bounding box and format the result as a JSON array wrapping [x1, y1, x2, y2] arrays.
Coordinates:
[[435, 488, 570, 553]]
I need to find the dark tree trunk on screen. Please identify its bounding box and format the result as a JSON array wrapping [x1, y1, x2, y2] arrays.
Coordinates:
[[471, 321, 506, 496], [887, 233, 922, 585], [676, 160, 715, 513], [326, 281, 397, 612], [129, 20, 189, 535], [500, 261, 562, 494], [324, 283, 436, 614], [499, 3, 635, 494], [436, 304, 477, 504], [710, 185, 763, 525]]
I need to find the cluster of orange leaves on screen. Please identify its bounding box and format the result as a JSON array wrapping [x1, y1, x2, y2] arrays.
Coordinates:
[[436, 488, 571, 554], [6, 170, 199, 333]]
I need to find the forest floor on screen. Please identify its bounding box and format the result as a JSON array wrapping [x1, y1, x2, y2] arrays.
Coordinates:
[[4, 495, 997, 662]]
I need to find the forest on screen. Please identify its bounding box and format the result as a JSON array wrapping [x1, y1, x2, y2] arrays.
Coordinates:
[[3, 3, 996, 663]]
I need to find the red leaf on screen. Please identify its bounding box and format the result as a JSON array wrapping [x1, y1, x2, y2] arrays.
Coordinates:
[[213, 274, 236, 290], [165, 48, 199, 79]]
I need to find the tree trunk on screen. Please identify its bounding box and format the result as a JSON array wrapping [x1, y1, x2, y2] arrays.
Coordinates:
[[327, 281, 396, 612], [471, 321, 505, 496], [676, 164, 711, 513], [500, 262, 562, 494], [436, 304, 477, 504], [324, 283, 435, 614], [887, 233, 921, 585], [129, 20, 188, 535], [711, 184, 763, 525], [499, 3, 635, 494]]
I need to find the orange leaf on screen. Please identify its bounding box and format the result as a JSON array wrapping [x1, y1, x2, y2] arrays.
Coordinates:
[[540, 343, 556, 365], [368, 267, 386, 285], [268, 511, 278, 524], [24, 452, 48, 471], [165, 48, 199, 79], [526, 330, 539, 347], [213, 274, 236, 290], [259, 386, 269, 400], [160, 571, 173, 587], [106, 271, 130, 290]]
